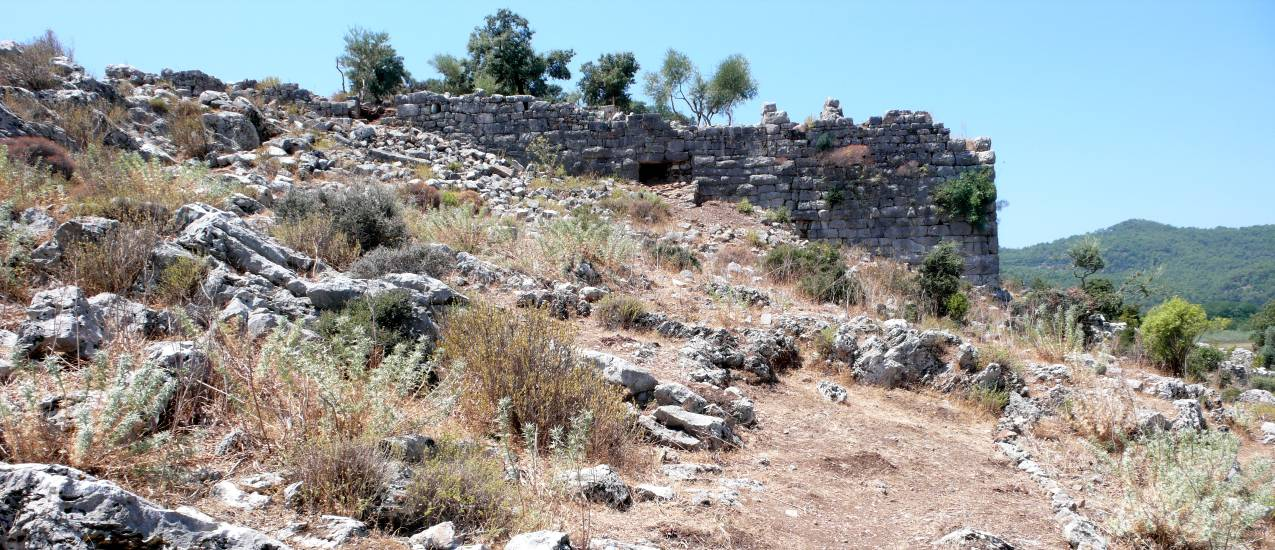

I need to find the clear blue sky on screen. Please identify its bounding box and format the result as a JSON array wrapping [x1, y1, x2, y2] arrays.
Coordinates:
[[4, 1, 1273, 247]]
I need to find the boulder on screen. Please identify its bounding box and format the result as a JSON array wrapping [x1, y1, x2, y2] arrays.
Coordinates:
[[30, 216, 120, 266], [932, 528, 1016, 549], [1171, 399, 1206, 432], [1238, 389, 1275, 405], [652, 405, 740, 449], [579, 350, 657, 399], [817, 380, 848, 403], [203, 111, 260, 152], [410, 521, 457, 550], [654, 382, 716, 415], [637, 414, 701, 449], [176, 203, 315, 296], [15, 286, 103, 359], [506, 531, 572, 550], [0, 463, 284, 549], [556, 464, 631, 510]]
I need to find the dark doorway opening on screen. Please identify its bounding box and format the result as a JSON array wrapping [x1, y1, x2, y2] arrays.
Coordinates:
[[638, 162, 672, 184]]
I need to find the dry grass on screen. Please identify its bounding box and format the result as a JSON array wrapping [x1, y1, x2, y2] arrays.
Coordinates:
[[0, 30, 69, 91], [168, 100, 210, 159], [439, 303, 636, 466], [1064, 387, 1140, 453], [271, 214, 361, 271], [59, 221, 163, 296], [48, 100, 129, 150], [820, 144, 872, 168], [594, 294, 649, 330]]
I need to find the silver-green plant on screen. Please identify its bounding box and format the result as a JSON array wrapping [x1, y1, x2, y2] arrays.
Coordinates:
[[1111, 430, 1274, 549]]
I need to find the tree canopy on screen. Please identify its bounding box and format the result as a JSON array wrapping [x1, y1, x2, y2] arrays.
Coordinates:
[[418, 9, 575, 99], [642, 49, 758, 126], [337, 27, 410, 103], [578, 52, 640, 109]]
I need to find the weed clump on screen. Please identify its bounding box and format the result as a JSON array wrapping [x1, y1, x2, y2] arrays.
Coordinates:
[[763, 242, 862, 304], [440, 303, 634, 464], [594, 295, 649, 330], [348, 243, 455, 279], [647, 240, 701, 272]]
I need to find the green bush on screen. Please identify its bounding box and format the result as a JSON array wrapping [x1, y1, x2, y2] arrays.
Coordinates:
[[1184, 345, 1226, 382], [762, 207, 792, 224], [825, 188, 844, 208], [392, 438, 522, 536], [918, 241, 964, 317], [647, 240, 701, 272], [277, 185, 407, 253], [1142, 297, 1210, 375], [348, 244, 455, 279], [318, 289, 422, 353], [933, 169, 996, 230], [735, 198, 754, 214], [945, 292, 971, 323], [1112, 430, 1274, 549], [763, 242, 862, 304], [967, 386, 1010, 415], [594, 295, 648, 330], [1261, 325, 1275, 369], [813, 133, 834, 152], [1251, 376, 1275, 393]]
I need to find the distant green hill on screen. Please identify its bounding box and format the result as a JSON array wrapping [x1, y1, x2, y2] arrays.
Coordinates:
[[1000, 220, 1275, 318]]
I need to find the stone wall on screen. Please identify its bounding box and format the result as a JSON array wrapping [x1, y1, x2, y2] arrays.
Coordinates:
[[385, 91, 999, 284]]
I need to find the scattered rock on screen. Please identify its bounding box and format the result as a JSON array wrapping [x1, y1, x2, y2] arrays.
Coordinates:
[[213, 480, 269, 510], [0, 463, 283, 549], [556, 464, 632, 510], [932, 527, 1016, 549], [817, 380, 848, 403], [409, 521, 456, 550], [506, 531, 572, 550]]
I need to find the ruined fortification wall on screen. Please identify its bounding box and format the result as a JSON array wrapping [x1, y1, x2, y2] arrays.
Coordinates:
[[385, 92, 999, 284]]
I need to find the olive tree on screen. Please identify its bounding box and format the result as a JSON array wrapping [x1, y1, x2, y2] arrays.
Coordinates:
[[578, 52, 639, 109], [1068, 237, 1105, 286], [643, 49, 759, 126], [337, 27, 410, 103]]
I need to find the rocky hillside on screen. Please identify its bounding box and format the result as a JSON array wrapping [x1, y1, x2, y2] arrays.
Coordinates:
[[1002, 219, 1275, 314], [1, 38, 1274, 550]]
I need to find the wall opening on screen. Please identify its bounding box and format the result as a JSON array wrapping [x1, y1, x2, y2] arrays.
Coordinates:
[[638, 162, 673, 184]]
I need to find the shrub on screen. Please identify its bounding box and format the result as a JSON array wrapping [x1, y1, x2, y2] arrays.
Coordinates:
[[402, 181, 441, 209], [271, 214, 361, 270], [539, 214, 638, 276], [1111, 430, 1274, 549], [408, 205, 510, 255], [59, 223, 162, 296], [168, 100, 210, 159], [600, 191, 670, 225], [1142, 297, 1210, 376], [821, 144, 872, 168], [0, 231, 35, 302], [392, 438, 522, 535], [918, 241, 964, 316], [439, 189, 483, 209], [825, 187, 844, 208], [318, 289, 421, 353], [348, 243, 454, 279], [150, 256, 207, 305], [291, 438, 388, 519], [65, 149, 206, 215], [813, 133, 834, 152], [933, 169, 996, 230], [0, 30, 68, 91], [439, 303, 634, 464], [814, 326, 837, 359], [762, 207, 791, 224], [1261, 326, 1275, 369], [526, 135, 565, 176], [1185, 345, 1226, 383], [945, 292, 971, 323], [763, 242, 862, 304], [276, 185, 407, 253], [647, 240, 701, 272], [967, 386, 1010, 415], [1065, 388, 1140, 453], [1, 137, 74, 180], [735, 198, 753, 214], [594, 295, 648, 330], [1251, 376, 1275, 394]]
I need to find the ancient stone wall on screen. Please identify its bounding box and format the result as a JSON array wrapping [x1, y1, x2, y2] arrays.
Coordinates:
[[385, 91, 999, 284]]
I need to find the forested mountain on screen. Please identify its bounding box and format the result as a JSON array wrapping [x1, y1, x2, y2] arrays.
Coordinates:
[[1001, 219, 1275, 317]]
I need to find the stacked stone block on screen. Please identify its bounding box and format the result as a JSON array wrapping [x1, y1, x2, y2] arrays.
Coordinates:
[[386, 92, 999, 284]]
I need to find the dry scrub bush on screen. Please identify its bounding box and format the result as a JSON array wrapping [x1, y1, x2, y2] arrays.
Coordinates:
[[290, 439, 388, 519], [59, 222, 162, 296], [168, 100, 211, 159], [594, 295, 648, 330], [347, 243, 454, 280], [68, 149, 208, 215], [820, 144, 872, 168], [600, 191, 671, 225], [148, 256, 207, 306], [647, 240, 701, 272], [1064, 388, 1140, 452], [391, 438, 523, 536], [211, 322, 434, 446], [2, 137, 74, 179], [49, 100, 129, 150], [272, 214, 361, 270], [440, 303, 635, 465], [538, 214, 637, 279], [402, 181, 441, 209], [0, 229, 37, 302], [0, 30, 69, 91], [407, 205, 512, 255], [1111, 430, 1274, 549], [0, 141, 68, 210]]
